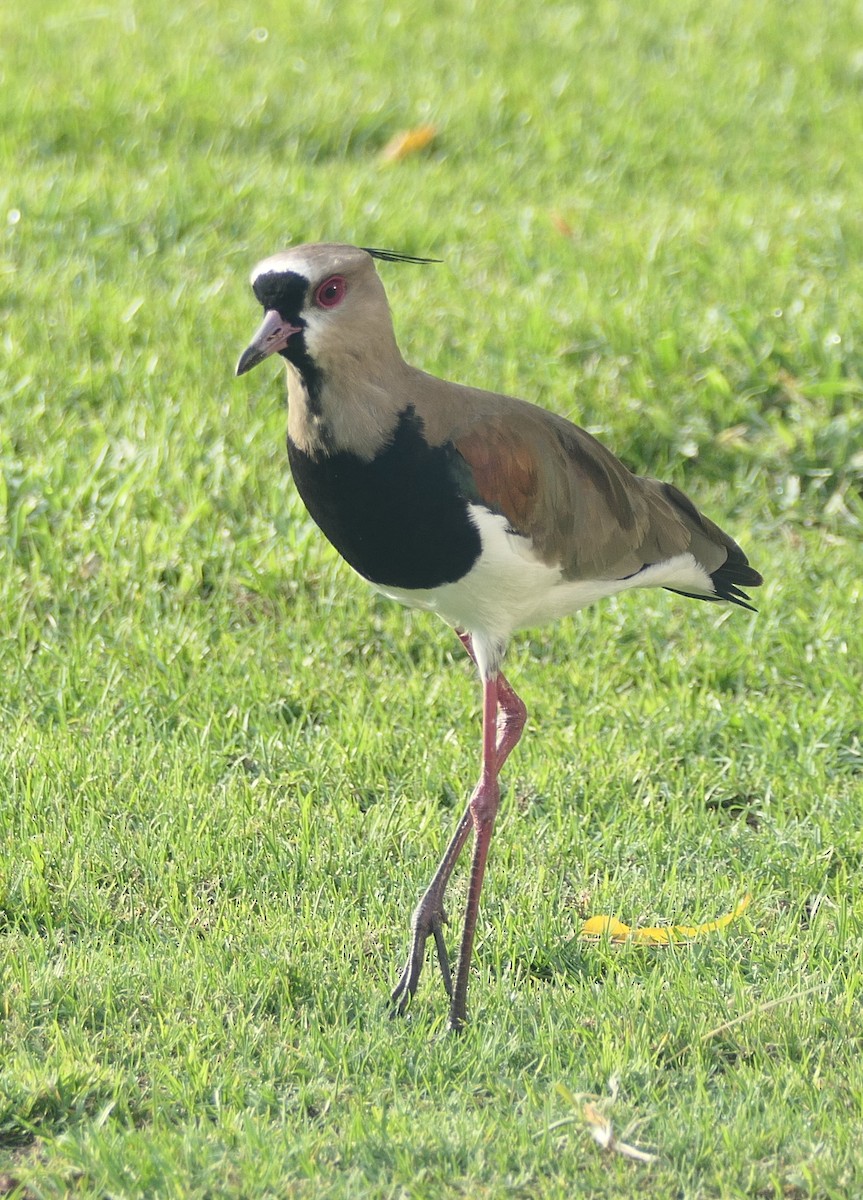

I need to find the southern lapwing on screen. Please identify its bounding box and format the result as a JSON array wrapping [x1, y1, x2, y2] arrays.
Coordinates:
[[236, 242, 762, 1031]]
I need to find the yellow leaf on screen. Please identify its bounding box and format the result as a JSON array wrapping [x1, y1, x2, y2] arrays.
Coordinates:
[[380, 124, 437, 163], [580, 894, 751, 945], [580, 915, 631, 939]]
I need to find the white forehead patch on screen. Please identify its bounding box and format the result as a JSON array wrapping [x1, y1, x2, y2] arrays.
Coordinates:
[[248, 244, 370, 288], [250, 250, 316, 287]]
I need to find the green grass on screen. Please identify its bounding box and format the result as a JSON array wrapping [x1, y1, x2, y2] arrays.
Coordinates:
[[2, 0, 862, 1195]]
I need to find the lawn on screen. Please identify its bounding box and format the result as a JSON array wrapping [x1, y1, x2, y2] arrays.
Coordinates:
[[1, 0, 862, 1195]]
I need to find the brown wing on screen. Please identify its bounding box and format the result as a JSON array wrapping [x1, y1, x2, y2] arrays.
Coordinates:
[[452, 406, 757, 590], [453, 420, 540, 532]]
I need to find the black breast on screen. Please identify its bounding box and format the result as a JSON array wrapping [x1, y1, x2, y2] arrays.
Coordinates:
[[287, 408, 482, 590]]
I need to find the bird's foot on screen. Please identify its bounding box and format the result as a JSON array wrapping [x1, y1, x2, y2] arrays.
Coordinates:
[[446, 1009, 466, 1034], [390, 900, 452, 1016]]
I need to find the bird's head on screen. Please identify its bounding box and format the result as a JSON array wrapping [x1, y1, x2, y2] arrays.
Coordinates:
[[236, 243, 437, 384]]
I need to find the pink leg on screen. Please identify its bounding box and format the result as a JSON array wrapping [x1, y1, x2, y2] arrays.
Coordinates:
[[447, 672, 501, 1031], [390, 631, 527, 1025], [458, 631, 527, 771]]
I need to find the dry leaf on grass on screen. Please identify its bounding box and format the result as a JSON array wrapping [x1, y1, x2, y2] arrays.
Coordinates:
[[581, 893, 751, 945], [545, 1081, 658, 1165], [582, 1103, 658, 1164], [380, 124, 437, 163], [550, 211, 575, 238]]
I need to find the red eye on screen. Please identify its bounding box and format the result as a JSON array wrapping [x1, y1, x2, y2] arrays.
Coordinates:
[[315, 275, 346, 308]]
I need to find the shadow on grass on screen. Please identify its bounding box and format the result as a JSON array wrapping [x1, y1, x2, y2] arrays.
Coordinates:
[[504, 939, 613, 986]]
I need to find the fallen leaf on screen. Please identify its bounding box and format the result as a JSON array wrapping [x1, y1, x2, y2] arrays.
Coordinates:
[[583, 1103, 658, 1164], [583, 1102, 613, 1148], [581, 893, 751, 945], [550, 211, 575, 238], [380, 124, 437, 163]]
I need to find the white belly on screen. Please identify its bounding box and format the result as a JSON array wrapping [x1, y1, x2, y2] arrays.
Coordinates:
[[374, 506, 715, 676]]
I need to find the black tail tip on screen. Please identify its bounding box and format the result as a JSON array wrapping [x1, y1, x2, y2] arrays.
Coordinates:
[[713, 557, 763, 611], [665, 562, 763, 613]]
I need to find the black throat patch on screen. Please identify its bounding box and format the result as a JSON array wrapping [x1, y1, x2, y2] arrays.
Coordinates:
[[253, 269, 324, 410], [287, 407, 482, 590]]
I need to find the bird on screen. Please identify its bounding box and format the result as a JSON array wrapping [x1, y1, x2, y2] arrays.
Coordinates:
[[236, 242, 762, 1031]]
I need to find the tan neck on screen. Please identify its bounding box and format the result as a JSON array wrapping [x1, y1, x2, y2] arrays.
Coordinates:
[[285, 355, 409, 461]]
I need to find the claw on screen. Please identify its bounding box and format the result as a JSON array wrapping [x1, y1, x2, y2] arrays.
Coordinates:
[[431, 920, 453, 998], [390, 905, 451, 1015]]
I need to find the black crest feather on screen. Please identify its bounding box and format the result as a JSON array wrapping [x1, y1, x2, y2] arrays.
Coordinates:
[[361, 247, 441, 264]]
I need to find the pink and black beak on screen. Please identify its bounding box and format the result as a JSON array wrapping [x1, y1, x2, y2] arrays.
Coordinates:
[[236, 310, 302, 376]]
